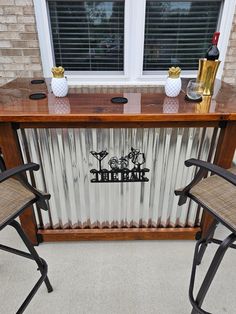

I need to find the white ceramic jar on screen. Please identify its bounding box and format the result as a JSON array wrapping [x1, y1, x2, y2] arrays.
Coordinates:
[[165, 67, 182, 97], [51, 66, 68, 97]]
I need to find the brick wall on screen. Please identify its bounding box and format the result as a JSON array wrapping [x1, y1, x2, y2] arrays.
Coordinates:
[[0, 0, 42, 86], [222, 12, 236, 85], [0, 1, 236, 86]]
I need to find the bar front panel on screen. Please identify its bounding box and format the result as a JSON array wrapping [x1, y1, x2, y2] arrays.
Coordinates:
[[18, 127, 219, 230]]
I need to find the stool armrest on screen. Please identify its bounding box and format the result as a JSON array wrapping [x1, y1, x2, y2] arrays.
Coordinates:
[[0, 163, 50, 210], [0, 163, 39, 183], [175, 158, 236, 206], [185, 158, 236, 186]]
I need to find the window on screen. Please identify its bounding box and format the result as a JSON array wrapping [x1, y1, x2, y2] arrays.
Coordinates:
[[48, 1, 124, 72], [143, 1, 222, 71], [34, 0, 236, 84]]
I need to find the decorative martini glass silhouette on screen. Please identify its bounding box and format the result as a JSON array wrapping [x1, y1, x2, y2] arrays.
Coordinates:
[[90, 150, 109, 171]]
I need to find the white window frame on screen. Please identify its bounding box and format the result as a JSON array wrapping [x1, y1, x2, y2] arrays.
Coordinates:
[[33, 0, 236, 85]]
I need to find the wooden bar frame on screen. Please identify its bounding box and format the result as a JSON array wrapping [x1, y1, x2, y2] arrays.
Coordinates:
[[0, 78, 236, 243], [38, 227, 201, 242]]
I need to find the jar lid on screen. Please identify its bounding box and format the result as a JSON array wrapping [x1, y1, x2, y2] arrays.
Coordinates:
[[168, 66, 181, 78]]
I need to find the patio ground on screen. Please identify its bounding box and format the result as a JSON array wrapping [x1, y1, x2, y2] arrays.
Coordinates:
[[0, 225, 235, 314]]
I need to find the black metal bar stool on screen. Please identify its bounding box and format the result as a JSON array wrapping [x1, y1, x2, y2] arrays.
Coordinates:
[[175, 158, 236, 314], [0, 163, 53, 313]]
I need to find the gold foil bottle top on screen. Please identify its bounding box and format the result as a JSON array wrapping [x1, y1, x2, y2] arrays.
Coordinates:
[[51, 66, 65, 78], [168, 66, 181, 78]]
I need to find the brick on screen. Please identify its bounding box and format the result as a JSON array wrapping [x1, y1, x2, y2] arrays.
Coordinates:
[[0, 49, 22, 56], [1, 16, 17, 23], [33, 70, 43, 77], [223, 77, 236, 84], [16, 70, 33, 77], [3, 63, 24, 70], [25, 63, 41, 70], [225, 62, 236, 70], [20, 32, 37, 40], [24, 24, 36, 32], [228, 40, 236, 47], [0, 0, 14, 4], [23, 48, 40, 56], [15, 0, 33, 5], [3, 6, 23, 15], [3, 71, 17, 77], [226, 47, 234, 56], [27, 41, 39, 48], [12, 56, 31, 63], [7, 24, 25, 32], [0, 24, 8, 31], [0, 41, 12, 48], [0, 32, 21, 39], [0, 56, 14, 63], [23, 6, 35, 15], [30, 56, 41, 63], [17, 16, 35, 24], [225, 56, 236, 63], [12, 41, 28, 48], [223, 69, 236, 77]]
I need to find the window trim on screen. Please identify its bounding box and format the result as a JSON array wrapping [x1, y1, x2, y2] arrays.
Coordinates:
[[33, 0, 236, 85]]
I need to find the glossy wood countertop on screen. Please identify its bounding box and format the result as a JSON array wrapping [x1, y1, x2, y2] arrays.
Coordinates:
[[0, 78, 236, 123]]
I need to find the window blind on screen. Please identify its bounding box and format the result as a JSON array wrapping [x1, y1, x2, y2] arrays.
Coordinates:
[[48, 0, 124, 72], [143, 1, 222, 71]]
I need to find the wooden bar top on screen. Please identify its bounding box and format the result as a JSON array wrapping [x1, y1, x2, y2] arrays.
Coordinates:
[[0, 78, 236, 123]]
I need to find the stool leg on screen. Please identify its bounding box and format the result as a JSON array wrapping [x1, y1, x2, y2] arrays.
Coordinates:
[[190, 233, 236, 314], [196, 221, 218, 266], [9, 220, 53, 313]]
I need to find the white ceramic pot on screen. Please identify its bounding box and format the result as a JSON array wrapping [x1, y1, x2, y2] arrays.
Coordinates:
[[165, 77, 181, 97], [51, 77, 68, 97]]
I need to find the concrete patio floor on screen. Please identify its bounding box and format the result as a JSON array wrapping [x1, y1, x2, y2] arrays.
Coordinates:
[[0, 225, 235, 314]]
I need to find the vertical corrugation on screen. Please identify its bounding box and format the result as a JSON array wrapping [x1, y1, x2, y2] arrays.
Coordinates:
[[19, 127, 219, 230], [38, 129, 63, 228]]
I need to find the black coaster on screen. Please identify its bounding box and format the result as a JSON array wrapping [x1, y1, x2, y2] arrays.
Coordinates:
[[29, 93, 47, 100], [111, 97, 128, 104], [184, 95, 202, 102], [31, 79, 45, 84]]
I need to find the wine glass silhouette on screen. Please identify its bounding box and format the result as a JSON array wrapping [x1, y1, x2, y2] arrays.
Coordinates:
[[90, 150, 108, 171]]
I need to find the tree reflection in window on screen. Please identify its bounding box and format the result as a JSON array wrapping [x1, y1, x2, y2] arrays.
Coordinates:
[[48, 0, 124, 71]]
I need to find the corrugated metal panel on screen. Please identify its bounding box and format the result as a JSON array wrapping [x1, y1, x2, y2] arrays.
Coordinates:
[[18, 127, 219, 229]]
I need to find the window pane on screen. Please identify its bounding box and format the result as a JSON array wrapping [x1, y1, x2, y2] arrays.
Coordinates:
[[48, 0, 124, 71], [143, 1, 222, 71]]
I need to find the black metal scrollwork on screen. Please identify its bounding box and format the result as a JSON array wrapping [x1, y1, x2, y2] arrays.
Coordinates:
[[90, 147, 150, 183]]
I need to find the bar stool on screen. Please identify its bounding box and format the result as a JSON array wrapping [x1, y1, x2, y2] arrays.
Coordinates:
[[0, 163, 53, 313], [175, 158, 236, 314]]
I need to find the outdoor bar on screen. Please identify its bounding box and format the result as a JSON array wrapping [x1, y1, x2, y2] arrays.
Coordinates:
[[0, 78, 235, 245]]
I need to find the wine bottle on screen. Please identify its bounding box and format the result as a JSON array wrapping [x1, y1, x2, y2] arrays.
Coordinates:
[[205, 32, 220, 60]]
